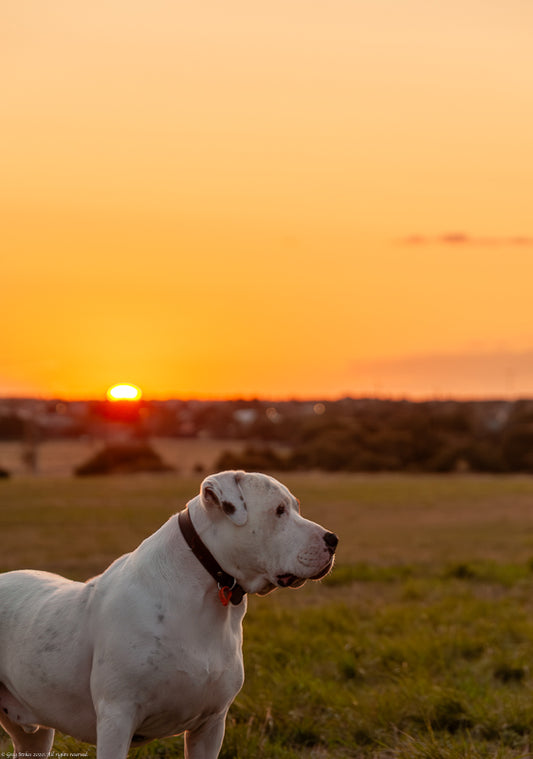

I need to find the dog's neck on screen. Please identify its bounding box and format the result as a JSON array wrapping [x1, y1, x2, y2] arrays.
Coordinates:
[[186, 497, 275, 598], [178, 505, 245, 607]]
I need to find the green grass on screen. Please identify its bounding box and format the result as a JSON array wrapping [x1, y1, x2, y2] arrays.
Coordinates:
[[2, 473, 533, 757]]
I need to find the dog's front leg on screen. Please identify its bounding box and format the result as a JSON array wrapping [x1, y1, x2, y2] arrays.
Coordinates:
[[95, 705, 135, 759], [184, 712, 227, 759]]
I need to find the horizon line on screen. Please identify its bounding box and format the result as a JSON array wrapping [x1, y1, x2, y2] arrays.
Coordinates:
[[1, 393, 532, 404]]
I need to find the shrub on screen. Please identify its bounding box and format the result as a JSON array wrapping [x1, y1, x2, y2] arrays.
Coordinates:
[[74, 442, 173, 476]]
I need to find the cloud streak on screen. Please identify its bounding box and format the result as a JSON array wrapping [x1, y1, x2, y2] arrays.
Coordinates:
[[400, 233, 533, 247]]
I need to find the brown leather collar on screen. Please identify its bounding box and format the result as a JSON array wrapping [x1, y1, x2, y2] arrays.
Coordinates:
[[178, 508, 246, 606]]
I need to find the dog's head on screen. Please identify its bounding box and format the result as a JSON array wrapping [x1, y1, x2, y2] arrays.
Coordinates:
[[197, 470, 338, 596]]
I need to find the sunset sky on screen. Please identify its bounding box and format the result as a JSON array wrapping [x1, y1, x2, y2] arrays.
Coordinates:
[[2, 1, 533, 400]]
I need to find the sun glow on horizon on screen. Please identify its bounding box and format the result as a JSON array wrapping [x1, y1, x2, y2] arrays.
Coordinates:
[[106, 383, 143, 402]]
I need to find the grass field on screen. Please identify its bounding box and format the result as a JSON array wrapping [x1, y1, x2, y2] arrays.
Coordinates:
[[1, 472, 533, 758]]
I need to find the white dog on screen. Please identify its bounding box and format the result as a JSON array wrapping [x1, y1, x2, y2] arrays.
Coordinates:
[[0, 471, 338, 758]]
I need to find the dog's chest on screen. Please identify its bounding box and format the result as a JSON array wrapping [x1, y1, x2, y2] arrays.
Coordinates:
[[109, 598, 245, 735], [132, 631, 245, 739]]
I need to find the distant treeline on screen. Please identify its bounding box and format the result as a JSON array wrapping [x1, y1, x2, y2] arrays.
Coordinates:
[[216, 399, 533, 474], [1, 397, 533, 473]]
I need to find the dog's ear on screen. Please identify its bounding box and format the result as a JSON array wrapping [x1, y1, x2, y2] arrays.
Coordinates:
[[201, 471, 248, 526]]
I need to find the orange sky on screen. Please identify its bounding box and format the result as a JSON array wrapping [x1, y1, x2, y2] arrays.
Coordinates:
[[2, 1, 533, 400]]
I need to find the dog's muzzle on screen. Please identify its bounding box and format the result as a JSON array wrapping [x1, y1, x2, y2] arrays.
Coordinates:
[[277, 531, 338, 587]]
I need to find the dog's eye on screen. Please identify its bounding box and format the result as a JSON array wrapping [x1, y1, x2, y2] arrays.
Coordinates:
[[276, 504, 286, 517]]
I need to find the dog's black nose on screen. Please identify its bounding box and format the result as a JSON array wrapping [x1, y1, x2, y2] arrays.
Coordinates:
[[324, 532, 339, 552]]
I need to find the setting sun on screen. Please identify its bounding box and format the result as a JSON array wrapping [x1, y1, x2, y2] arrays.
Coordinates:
[[106, 383, 142, 402]]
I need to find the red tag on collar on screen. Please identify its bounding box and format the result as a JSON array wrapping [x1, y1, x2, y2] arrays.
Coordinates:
[[218, 586, 233, 606]]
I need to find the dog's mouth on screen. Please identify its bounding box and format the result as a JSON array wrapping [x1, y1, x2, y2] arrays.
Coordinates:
[[277, 559, 334, 588], [310, 557, 335, 580], [276, 573, 306, 588]]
